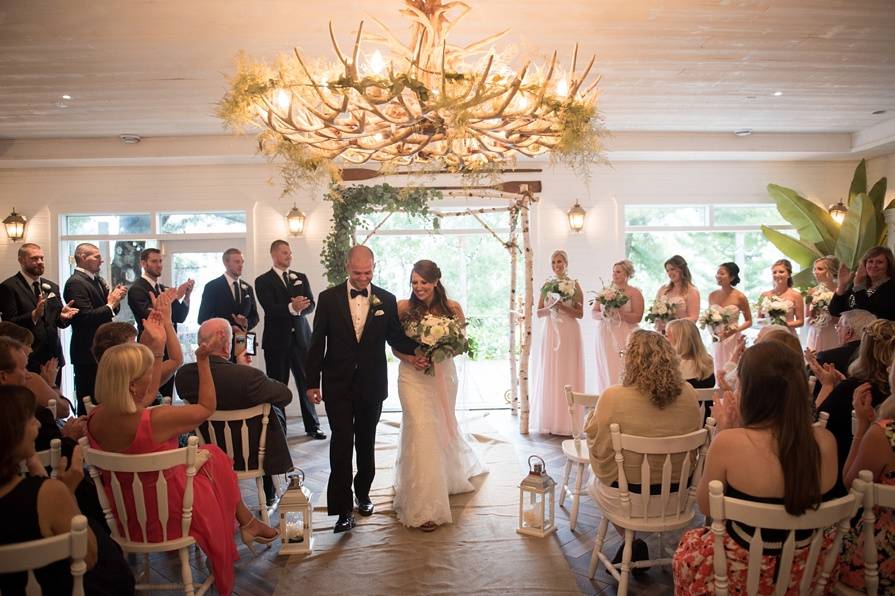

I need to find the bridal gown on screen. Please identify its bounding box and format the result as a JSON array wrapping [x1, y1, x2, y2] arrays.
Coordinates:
[[594, 302, 639, 394], [393, 357, 486, 527]]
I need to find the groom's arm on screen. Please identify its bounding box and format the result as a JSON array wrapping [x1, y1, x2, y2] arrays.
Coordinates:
[[305, 292, 329, 393], [383, 295, 419, 356]]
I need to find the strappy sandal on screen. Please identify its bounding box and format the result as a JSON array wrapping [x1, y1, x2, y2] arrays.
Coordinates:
[[419, 521, 438, 532]]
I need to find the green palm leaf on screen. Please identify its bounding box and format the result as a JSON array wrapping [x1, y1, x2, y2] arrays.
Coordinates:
[[868, 177, 888, 214], [766, 184, 839, 253], [760, 226, 823, 268], [835, 193, 878, 269], [848, 159, 867, 204], [793, 268, 816, 289]]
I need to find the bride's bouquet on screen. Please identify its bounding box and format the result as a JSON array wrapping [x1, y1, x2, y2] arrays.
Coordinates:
[[757, 296, 793, 326], [540, 276, 578, 307], [807, 288, 834, 328], [403, 314, 473, 376], [645, 295, 677, 325], [698, 305, 739, 341], [590, 285, 629, 310]]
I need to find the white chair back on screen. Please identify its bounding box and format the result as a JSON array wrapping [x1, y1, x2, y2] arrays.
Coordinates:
[[47, 398, 57, 419], [564, 385, 598, 445], [0, 514, 88, 596], [808, 376, 817, 396], [80, 435, 200, 545], [707, 479, 861, 596], [815, 411, 830, 429], [30, 438, 62, 479], [82, 396, 95, 414], [197, 403, 271, 474], [851, 410, 857, 437], [851, 469, 895, 596], [609, 418, 714, 523], [694, 387, 715, 419]]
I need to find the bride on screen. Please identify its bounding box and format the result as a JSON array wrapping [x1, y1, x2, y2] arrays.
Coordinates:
[[392, 260, 486, 531]]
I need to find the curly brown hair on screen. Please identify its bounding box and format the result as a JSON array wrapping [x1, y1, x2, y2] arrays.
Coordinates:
[[848, 319, 895, 392], [622, 329, 684, 408]]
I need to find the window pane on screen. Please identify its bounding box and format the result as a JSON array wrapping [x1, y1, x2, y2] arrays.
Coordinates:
[[356, 209, 509, 232], [625, 206, 707, 227], [713, 205, 789, 226], [159, 212, 246, 234], [64, 214, 151, 235]]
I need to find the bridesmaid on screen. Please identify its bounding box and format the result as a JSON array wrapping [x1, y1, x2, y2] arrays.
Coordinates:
[[653, 255, 700, 333], [806, 256, 840, 352], [707, 262, 752, 370], [531, 250, 584, 436], [758, 259, 805, 333], [592, 260, 644, 394]]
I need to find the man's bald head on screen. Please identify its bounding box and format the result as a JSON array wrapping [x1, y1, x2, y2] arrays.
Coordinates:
[[197, 318, 233, 358], [346, 245, 375, 291]]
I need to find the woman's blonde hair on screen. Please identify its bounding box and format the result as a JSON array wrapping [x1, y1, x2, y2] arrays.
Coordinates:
[[666, 319, 714, 380], [876, 360, 895, 420], [848, 320, 895, 391], [613, 260, 635, 279], [622, 329, 684, 408], [94, 343, 155, 414], [551, 250, 569, 266]]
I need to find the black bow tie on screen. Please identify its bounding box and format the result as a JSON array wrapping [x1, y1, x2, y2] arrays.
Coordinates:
[[350, 288, 368, 299]]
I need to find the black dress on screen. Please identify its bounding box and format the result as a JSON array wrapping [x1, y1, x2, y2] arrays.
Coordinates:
[[829, 278, 895, 321]]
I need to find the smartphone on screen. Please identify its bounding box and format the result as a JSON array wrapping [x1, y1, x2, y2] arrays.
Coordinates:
[[245, 332, 257, 356]]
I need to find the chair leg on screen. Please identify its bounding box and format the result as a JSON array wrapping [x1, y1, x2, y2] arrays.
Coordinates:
[[559, 460, 572, 507], [178, 546, 196, 596], [142, 553, 150, 582], [589, 518, 610, 578], [255, 476, 269, 524], [618, 528, 634, 596], [569, 462, 587, 531]]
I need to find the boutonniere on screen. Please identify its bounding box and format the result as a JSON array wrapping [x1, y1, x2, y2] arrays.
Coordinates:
[[240, 281, 249, 289], [370, 294, 382, 307], [288, 272, 299, 280], [293, 279, 303, 286], [374, 310, 385, 316]]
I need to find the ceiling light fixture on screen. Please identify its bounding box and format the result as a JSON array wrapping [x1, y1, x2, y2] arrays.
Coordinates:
[[61, 94, 72, 100], [119, 134, 142, 144], [734, 129, 752, 137], [219, 0, 604, 175], [3, 208, 27, 242], [773, 91, 783, 96], [872, 110, 887, 115], [567, 201, 586, 233], [828, 200, 848, 225]]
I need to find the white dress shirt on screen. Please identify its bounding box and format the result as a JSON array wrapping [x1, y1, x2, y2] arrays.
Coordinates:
[[224, 272, 241, 301], [347, 283, 370, 342], [272, 267, 301, 316]]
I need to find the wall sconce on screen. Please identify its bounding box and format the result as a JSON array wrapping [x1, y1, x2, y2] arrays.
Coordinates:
[[567, 201, 586, 233], [286, 204, 306, 236], [3, 207, 27, 242], [828, 200, 848, 225]]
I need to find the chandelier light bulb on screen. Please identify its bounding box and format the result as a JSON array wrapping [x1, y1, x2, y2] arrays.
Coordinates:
[[275, 89, 291, 111], [368, 50, 387, 76], [555, 78, 569, 97]]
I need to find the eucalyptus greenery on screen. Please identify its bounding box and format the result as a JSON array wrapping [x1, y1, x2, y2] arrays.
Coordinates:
[[321, 184, 443, 286]]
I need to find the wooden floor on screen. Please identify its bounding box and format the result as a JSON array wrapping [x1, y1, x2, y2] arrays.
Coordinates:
[[142, 409, 695, 595]]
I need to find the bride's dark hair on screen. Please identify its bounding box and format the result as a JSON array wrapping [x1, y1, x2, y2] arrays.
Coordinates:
[[406, 260, 453, 320]]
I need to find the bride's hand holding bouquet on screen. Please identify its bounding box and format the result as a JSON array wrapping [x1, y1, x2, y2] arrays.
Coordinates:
[[403, 314, 475, 376]]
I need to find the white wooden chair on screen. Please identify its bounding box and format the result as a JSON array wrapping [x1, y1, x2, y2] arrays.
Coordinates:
[[47, 398, 57, 419], [79, 436, 214, 596], [707, 478, 861, 596], [24, 438, 62, 479], [694, 387, 716, 420], [850, 409, 857, 437], [815, 411, 830, 429], [589, 418, 715, 595], [196, 403, 273, 524], [82, 396, 96, 414], [559, 385, 599, 531], [0, 513, 88, 596], [834, 469, 895, 596]]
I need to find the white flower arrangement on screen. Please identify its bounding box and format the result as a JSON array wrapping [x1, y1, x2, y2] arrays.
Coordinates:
[[645, 295, 677, 324], [403, 313, 473, 376], [698, 305, 739, 341], [808, 289, 834, 328], [591, 285, 629, 310], [540, 276, 578, 306], [757, 296, 793, 326]]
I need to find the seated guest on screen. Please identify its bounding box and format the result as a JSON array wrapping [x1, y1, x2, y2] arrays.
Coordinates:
[[812, 319, 895, 493], [92, 321, 137, 363], [1, 385, 134, 596], [717, 324, 800, 392], [814, 308, 876, 375], [760, 327, 804, 360], [673, 342, 839, 592], [666, 319, 715, 388], [87, 333, 278, 596], [831, 246, 895, 321], [175, 318, 293, 506], [839, 360, 895, 592], [0, 322, 72, 418], [585, 329, 701, 562]]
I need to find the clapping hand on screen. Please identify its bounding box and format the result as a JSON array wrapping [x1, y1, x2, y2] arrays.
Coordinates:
[[140, 311, 166, 355], [852, 382, 876, 435], [108, 285, 127, 307], [40, 357, 59, 386], [56, 446, 85, 494], [837, 262, 855, 292], [853, 261, 868, 287], [196, 329, 227, 361], [31, 295, 47, 322], [231, 314, 248, 330], [712, 389, 741, 431], [61, 417, 86, 441], [291, 295, 310, 314], [59, 300, 79, 321], [150, 288, 177, 321], [807, 354, 845, 388], [176, 279, 195, 300]]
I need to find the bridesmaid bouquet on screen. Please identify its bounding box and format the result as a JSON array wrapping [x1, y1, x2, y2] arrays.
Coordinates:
[[404, 314, 473, 375], [808, 289, 834, 328], [757, 296, 793, 326], [541, 277, 578, 306], [698, 305, 739, 341], [645, 295, 677, 324], [590, 285, 630, 310]]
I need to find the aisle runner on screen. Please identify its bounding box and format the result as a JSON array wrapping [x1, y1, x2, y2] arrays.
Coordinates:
[[273, 413, 580, 595]]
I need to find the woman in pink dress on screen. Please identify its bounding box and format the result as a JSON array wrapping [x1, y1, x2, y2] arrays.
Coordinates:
[[707, 262, 752, 370], [806, 256, 840, 352], [652, 255, 700, 334], [592, 260, 644, 394], [86, 319, 278, 595], [531, 250, 584, 435], [758, 258, 805, 334]]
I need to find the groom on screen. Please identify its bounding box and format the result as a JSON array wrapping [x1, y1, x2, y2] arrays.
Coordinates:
[[306, 245, 423, 533]]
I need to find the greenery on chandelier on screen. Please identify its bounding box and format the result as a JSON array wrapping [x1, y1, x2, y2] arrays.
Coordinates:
[[321, 184, 443, 286], [762, 159, 892, 287]]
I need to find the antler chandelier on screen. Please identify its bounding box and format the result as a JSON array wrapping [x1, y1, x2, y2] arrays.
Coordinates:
[[219, 0, 604, 175]]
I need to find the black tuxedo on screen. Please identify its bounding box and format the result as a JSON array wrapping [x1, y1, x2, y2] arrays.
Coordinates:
[[127, 277, 189, 396], [197, 275, 259, 330], [255, 269, 320, 433], [306, 281, 418, 515], [811, 339, 861, 399], [0, 273, 70, 377], [63, 270, 119, 412]]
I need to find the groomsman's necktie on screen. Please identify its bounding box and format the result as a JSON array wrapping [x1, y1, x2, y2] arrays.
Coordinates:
[[154, 283, 161, 295], [32, 281, 41, 301], [233, 281, 242, 305], [282, 271, 291, 288]]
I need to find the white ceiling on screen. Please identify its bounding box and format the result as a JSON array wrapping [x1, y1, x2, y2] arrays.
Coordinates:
[[1, 0, 894, 140]]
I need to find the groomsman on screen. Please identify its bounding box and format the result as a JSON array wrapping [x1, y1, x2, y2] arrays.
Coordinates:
[[255, 240, 325, 440], [127, 247, 192, 396], [0, 243, 79, 384], [63, 242, 127, 413], [197, 248, 259, 336]]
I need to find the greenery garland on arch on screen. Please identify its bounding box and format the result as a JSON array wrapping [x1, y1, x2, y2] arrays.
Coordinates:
[[321, 183, 444, 286]]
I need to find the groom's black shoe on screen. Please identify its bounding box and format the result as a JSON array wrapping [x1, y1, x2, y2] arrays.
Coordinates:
[[307, 429, 327, 440], [355, 497, 374, 517], [334, 513, 356, 534]]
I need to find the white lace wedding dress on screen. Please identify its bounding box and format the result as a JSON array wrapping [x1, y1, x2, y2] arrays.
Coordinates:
[[393, 356, 487, 527]]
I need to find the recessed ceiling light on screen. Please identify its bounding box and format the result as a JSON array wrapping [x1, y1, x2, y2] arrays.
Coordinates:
[[119, 134, 142, 144], [773, 91, 783, 96], [735, 129, 753, 137], [872, 110, 887, 115], [61, 94, 72, 100]]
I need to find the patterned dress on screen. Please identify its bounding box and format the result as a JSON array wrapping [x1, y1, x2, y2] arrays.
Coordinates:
[[837, 419, 895, 591]]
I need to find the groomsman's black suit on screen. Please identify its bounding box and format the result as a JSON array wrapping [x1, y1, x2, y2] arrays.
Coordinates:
[[0, 273, 70, 380], [127, 277, 190, 397], [255, 269, 321, 435], [306, 281, 418, 516], [197, 275, 259, 330], [64, 270, 119, 413]]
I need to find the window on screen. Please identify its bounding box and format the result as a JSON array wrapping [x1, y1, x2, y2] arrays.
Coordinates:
[[64, 214, 152, 236], [159, 212, 247, 234]]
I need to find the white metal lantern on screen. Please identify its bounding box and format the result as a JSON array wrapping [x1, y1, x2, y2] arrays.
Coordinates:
[[278, 468, 314, 555], [517, 455, 557, 538]]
